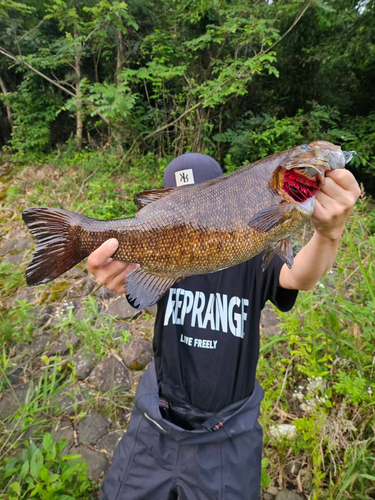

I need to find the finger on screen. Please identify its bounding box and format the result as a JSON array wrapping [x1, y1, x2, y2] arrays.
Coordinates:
[[315, 190, 337, 211], [109, 263, 138, 289], [87, 239, 119, 272], [325, 169, 360, 194], [320, 177, 348, 203], [312, 198, 328, 220], [94, 259, 130, 285]]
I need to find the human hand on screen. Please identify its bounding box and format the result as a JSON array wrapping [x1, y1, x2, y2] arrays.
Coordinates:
[[311, 169, 361, 241], [87, 238, 138, 294]]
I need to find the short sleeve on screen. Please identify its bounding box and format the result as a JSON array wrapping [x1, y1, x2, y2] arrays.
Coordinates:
[[255, 252, 299, 312]]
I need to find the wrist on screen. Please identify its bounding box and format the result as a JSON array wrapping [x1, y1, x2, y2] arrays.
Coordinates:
[[313, 227, 343, 245]]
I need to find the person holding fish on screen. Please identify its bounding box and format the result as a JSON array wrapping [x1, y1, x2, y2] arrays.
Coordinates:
[[23, 143, 361, 500]]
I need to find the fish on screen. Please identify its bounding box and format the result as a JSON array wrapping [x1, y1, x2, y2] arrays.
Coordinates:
[[22, 140, 352, 308]]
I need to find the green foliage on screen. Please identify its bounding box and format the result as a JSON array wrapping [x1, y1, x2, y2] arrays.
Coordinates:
[[259, 201, 375, 498], [0, 434, 91, 499]]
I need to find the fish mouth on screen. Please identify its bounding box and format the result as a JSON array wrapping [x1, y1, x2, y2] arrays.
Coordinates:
[[282, 167, 322, 203]]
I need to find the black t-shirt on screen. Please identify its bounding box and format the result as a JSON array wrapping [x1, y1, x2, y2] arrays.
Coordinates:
[[153, 253, 298, 412]]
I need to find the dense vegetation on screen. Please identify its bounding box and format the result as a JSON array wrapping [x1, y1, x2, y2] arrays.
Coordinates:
[[0, 0, 375, 499], [1, 0, 375, 192]]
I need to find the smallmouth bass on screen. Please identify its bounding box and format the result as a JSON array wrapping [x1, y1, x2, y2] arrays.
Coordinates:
[[22, 141, 353, 308]]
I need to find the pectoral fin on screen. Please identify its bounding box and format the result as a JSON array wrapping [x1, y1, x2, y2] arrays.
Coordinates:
[[248, 204, 290, 232], [124, 267, 176, 308]]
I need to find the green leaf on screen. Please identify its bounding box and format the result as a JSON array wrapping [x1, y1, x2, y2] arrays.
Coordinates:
[[42, 433, 54, 452], [39, 467, 49, 482], [20, 459, 29, 480], [30, 449, 44, 479], [10, 482, 21, 494], [62, 454, 82, 460]]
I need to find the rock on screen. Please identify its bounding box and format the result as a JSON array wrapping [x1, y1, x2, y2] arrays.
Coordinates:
[[92, 286, 118, 301], [47, 332, 80, 356], [48, 300, 78, 328], [269, 424, 296, 440], [65, 267, 87, 279], [275, 491, 303, 500], [72, 348, 98, 380], [0, 235, 32, 256], [51, 422, 75, 451], [120, 338, 153, 370], [131, 369, 145, 387], [96, 430, 124, 456], [145, 304, 157, 316], [68, 278, 96, 299], [21, 424, 43, 441], [0, 383, 32, 420], [8, 366, 24, 385], [87, 356, 131, 392], [260, 307, 281, 337], [264, 494, 273, 500], [267, 486, 279, 496], [51, 383, 90, 415], [27, 333, 51, 357], [113, 321, 131, 335], [107, 297, 139, 320], [35, 306, 55, 327], [78, 413, 110, 445], [15, 287, 38, 303], [3, 253, 24, 265], [70, 445, 109, 481]]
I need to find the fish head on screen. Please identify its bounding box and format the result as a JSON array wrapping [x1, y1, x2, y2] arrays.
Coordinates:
[[270, 140, 352, 214]]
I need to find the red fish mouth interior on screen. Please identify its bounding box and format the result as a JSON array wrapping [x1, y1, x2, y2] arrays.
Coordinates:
[[282, 169, 321, 203]]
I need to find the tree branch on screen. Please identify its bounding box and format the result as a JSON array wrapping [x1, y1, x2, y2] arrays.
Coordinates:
[[143, 102, 203, 141], [261, 2, 311, 56], [0, 46, 76, 97]]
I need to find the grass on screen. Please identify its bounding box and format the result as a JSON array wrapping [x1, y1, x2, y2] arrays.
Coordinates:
[[1, 150, 375, 499]]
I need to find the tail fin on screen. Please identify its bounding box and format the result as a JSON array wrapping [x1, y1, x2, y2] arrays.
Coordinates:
[[22, 207, 89, 286]]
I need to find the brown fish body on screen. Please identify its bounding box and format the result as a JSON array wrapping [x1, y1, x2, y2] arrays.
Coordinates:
[[22, 141, 348, 307]]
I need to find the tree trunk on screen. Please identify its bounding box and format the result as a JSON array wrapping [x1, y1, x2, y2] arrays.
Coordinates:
[[74, 27, 83, 149], [0, 74, 13, 130]]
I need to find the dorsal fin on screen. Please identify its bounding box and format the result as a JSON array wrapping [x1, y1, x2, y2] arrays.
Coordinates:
[[134, 188, 176, 210]]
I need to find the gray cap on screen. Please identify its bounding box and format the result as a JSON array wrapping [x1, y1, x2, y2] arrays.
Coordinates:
[[163, 152, 223, 188]]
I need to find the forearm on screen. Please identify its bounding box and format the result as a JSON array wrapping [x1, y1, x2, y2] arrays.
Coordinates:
[[279, 230, 341, 291]]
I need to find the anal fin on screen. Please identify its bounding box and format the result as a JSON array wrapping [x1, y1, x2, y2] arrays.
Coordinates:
[[124, 267, 176, 308]]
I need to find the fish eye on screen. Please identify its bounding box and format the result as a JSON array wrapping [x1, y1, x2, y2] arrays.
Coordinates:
[[300, 144, 309, 151]]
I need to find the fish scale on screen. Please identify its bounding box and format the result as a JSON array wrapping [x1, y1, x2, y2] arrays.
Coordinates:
[[22, 140, 349, 308]]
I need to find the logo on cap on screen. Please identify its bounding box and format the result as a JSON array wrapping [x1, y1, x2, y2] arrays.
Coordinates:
[[175, 169, 195, 187]]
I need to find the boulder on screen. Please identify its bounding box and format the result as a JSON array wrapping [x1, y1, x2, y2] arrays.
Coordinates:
[[78, 413, 110, 445], [47, 332, 80, 356], [92, 286, 118, 301], [71, 445, 110, 481], [51, 422, 75, 451], [120, 338, 153, 370], [0, 383, 32, 420], [96, 430, 124, 456], [275, 491, 303, 500], [68, 277, 96, 299], [72, 348, 98, 380], [26, 333, 51, 357], [107, 297, 139, 320], [51, 383, 91, 415], [87, 356, 131, 392]]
